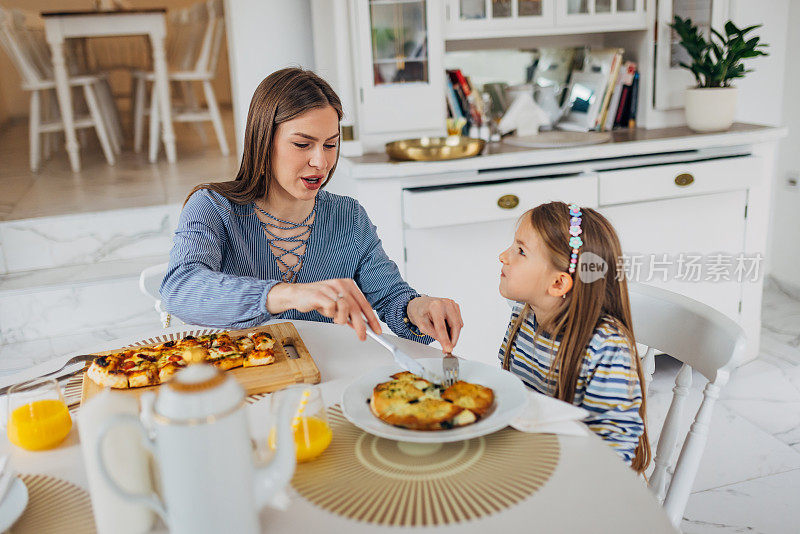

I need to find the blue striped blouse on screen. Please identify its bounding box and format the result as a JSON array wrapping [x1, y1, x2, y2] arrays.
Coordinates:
[[499, 303, 644, 464], [160, 188, 431, 342]]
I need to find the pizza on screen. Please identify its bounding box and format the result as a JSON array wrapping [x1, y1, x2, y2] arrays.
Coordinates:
[[369, 371, 494, 431], [86, 331, 277, 389]]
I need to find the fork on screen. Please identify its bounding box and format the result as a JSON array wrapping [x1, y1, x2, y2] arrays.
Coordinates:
[[0, 354, 96, 396], [442, 352, 459, 388]]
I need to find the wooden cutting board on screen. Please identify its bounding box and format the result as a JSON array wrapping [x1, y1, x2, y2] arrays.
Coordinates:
[[80, 322, 321, 404]]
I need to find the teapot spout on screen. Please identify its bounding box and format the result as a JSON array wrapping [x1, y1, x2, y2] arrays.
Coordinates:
[[253, 387, 304, 510]]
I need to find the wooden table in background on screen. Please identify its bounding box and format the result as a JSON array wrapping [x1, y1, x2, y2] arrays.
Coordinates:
[[41, 8, 177, 171]]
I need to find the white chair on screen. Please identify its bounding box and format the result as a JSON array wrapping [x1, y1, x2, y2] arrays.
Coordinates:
[[0, 7, 121, 172], [139, 262, 173, 328], [628, 282, 745, 527], [132, 0, 229, 160]]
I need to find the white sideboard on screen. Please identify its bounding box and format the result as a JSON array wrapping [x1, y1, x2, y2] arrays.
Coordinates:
[[331, 124, 786, 366]]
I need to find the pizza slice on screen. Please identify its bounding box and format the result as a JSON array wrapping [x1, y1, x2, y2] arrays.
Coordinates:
[[175, 336, 210, 363], [156, 351, 189, 383], [207, 337, 244, 371], [86, 352, 129, 389], [243, 349, 275, 368], [242, 331, 276, 367], [121, 351, 160, 388], [249, 332, 275, 351]]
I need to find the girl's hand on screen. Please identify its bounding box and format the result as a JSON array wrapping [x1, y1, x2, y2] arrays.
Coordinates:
[[266, 280, 382, 341], [406, 296, 463, 353]]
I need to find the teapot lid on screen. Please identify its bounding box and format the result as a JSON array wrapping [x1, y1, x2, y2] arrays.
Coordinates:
[[168, 364, 225, 392], [156, 364, 244, 422]]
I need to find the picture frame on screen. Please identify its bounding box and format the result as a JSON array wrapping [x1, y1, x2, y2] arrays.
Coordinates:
[[557, 70, 608, 132]]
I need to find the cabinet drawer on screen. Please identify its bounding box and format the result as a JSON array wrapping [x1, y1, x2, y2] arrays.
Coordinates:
[[598, 156, 761, 206], [403, 173, 598, 229]]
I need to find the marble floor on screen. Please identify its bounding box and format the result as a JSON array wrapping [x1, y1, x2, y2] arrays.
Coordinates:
[[0, 107, 238, 221]]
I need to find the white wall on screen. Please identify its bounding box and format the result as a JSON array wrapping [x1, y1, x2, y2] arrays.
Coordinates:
[[770, 0, 800, 288], [224, 0, 315, 160], [731, 0, 789, 127]]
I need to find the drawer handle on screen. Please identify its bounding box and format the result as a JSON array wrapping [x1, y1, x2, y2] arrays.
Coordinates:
[[497, 194, 519, 210], [674, 173, 695, 187]]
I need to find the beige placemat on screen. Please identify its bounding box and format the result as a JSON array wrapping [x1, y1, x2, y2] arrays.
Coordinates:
[[292, 405, 560, 527], [12, 474, 95, 534]]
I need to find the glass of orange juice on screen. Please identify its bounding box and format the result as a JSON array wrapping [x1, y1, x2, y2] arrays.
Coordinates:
[[269, 385, 332, 463], [7, 377, 72, 451]]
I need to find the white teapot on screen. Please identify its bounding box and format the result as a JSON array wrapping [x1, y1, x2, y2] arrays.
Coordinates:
[[97, 364, 302, 534]]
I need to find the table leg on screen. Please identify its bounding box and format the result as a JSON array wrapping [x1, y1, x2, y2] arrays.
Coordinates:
[[47, 37, 81, 172], [150, 33, 176, 163]]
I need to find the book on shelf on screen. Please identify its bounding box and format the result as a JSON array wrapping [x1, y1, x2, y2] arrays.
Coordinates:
[[446, 69, 484, 127], [614, 68, 639, 128], [603, 61, 636, 131], [445, 76, 465, 121], [594, 49, 624, 130], [627, 72, 640, 128]]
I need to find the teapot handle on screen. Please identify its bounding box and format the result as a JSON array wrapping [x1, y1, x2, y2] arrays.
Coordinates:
[[97, 413, 168, 523]]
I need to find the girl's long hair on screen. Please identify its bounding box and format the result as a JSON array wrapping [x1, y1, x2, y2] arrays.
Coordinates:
[[186, 67, 343, 205], [501, 202, 651, 473]]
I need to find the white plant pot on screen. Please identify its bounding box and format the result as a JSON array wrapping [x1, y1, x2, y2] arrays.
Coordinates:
[[684, 87, 737, 132]]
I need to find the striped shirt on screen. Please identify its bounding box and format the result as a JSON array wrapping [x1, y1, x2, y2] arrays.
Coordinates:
[[499, 303, 644, 464], [161, 188, 431, 342]]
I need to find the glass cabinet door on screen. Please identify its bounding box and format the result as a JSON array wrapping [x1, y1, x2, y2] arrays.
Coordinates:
[[446, 0, 552, 39], [356, 0, 445, 136], [369, 0, 428, 85], [565, 0, 623, 14], [669, 0, 713, 69], [654, 0, 725, 110]]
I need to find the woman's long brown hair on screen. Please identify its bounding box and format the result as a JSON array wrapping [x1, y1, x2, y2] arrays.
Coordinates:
[[186, 67, 343, 205], [501, 202, 651, 473]]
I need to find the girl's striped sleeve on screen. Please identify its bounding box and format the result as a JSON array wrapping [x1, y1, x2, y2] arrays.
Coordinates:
[[580, 338, 644, 465]]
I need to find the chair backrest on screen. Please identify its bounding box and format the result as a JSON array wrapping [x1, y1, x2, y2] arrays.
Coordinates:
[[140, 262, 171, 327], [0, 7, 46, 86], [194, 0, 225, 75], [628, 282, 745, 527]]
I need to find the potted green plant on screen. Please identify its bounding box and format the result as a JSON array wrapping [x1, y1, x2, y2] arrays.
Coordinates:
[[670, 16, 768, 132]]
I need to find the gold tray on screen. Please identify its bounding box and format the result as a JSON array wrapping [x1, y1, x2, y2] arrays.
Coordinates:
[[385, 136, 486, 161]]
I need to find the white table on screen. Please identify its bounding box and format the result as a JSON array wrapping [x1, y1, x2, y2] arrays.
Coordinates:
[[0, 320, 678, 533], [42, 8, 177, 172]]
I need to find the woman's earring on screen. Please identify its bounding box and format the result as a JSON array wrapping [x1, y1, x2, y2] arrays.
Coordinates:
[[562, 294, 567, 299]]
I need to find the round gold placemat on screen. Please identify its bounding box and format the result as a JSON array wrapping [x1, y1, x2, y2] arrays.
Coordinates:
[[292, 406, 560, 527], [14, 474, 95, 534]]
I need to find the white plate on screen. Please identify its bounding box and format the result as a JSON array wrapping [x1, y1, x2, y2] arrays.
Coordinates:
[[341, 358, 527, 443], [0, 477, 28, 532], [503, 131, 611, 148]]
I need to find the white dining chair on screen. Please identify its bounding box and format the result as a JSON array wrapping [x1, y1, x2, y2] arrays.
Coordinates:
[[0, 7, 120, 171], [139, 262, 173, 328], [132, 0, 229, 160], [627, 282, 745, 527]]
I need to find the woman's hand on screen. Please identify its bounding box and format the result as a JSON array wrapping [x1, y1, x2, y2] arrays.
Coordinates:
[[406, 296, 463, 353], [266, 279, 382, 341]]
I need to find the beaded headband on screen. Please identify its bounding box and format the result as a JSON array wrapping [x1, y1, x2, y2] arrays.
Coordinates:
[[567, 204, 583, 274]]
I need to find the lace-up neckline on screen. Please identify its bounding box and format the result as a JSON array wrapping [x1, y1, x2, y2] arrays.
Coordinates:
[[254, 200, 317, 282]]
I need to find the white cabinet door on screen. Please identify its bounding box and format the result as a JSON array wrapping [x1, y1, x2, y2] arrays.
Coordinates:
[[654, 0, 729, 110], [353, 0, 445, 135], [600, 190, 748, 321], [405, 218, 517, 366], [554, 0, 646, 30]]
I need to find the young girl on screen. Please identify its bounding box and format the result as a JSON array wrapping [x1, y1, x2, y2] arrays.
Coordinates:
[[498, 201, 650, 473]]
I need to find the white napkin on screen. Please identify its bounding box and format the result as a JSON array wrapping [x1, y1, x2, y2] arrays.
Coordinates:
[[510, 390, 590, 436]]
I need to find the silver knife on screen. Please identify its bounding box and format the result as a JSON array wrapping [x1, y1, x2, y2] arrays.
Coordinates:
[[365, 329, 441, 384]]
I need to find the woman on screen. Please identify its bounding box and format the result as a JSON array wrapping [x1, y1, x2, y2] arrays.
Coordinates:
[[161, 67, 463, 351]]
